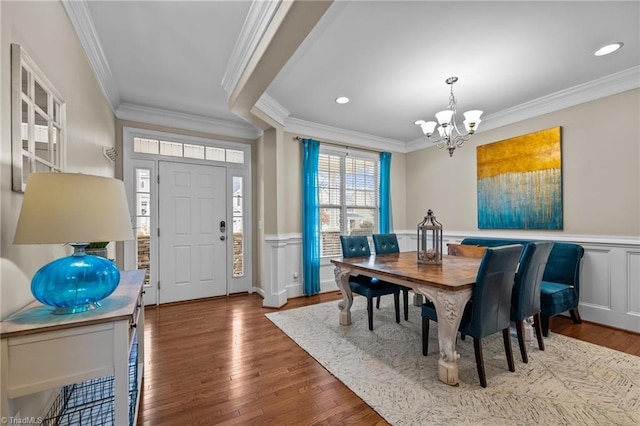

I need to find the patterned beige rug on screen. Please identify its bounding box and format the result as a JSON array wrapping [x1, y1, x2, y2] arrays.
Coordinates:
[[266, 296, 640, 425]]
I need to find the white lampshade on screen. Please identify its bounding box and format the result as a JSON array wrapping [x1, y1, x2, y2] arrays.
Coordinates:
[[463, 110, 483, 123], [14, 173, 134, 245], [419, 121, 438, 136], [435, 110, 454, 126], [464, 118, 482, 132]]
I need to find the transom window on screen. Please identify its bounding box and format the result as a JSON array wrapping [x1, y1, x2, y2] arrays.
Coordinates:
[[133, 137, 244, 164], [319, 151, 378, 257]]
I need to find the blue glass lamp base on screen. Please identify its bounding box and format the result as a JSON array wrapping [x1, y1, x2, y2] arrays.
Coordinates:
[[31, 244, 120, 315], [53, 302, 101, 315]]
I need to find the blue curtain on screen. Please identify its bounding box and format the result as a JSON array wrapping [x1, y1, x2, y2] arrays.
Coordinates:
[[301, 138, 321, 295], [379, 151, 392, 234]]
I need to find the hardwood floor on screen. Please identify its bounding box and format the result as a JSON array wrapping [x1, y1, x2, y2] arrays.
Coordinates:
[[137, 292, 639, 425]]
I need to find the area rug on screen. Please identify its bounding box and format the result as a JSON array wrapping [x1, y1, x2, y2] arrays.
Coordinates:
[[266, 296, 640, 425]]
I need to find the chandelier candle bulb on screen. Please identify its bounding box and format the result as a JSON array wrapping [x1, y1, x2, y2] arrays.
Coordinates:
[[435, 110, 454, 126]]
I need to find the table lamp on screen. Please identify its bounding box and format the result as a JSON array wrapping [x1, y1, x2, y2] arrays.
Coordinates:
[[14, 173, 134, 314]]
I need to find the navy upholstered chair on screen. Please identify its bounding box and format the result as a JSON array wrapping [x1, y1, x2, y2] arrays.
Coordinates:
[[372, 233, 409, 321], [460, 238, 585, 336], [339, 235, 400, 331], [539, 243, 585, 336], [511, 241, 553, 363], [422, 244, 523, 387]]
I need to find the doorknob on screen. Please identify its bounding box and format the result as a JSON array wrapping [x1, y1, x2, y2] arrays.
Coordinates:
[[220, 235, 226, 241]]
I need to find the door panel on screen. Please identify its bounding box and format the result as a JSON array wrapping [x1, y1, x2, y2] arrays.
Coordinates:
[[159, 161, 227, 303]]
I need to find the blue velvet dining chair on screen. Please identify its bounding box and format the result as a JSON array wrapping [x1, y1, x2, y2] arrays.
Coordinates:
[[539, 243, 585, 336], [372, 233, 409, 321], [339, 235, 400, 331], [511, 241, 553, 363], [422, 244, 523, 387]]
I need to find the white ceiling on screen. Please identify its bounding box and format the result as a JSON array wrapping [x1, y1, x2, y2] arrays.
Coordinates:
[[78, 1, 639, 147]]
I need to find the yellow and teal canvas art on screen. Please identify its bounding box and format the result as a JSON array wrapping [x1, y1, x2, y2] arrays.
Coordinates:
[[477, 127, 562, 229]]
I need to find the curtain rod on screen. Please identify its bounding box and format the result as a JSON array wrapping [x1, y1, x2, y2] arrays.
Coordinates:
[[293, 136, 381, 154]]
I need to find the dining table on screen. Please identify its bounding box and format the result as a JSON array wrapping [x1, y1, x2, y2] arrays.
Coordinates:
[[331, 251, 481, 386]]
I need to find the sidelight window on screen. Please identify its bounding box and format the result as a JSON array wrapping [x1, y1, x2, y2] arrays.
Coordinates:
[[232, 177, 244, 277], [135, 168, 152, 286]]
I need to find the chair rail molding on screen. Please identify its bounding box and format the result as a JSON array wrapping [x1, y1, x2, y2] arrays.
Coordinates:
[[262, 234, 302, 307], [263, 231, 639, 332]]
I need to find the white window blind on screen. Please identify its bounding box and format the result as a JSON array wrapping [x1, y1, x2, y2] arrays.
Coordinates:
[[318, 152, 378, 257]]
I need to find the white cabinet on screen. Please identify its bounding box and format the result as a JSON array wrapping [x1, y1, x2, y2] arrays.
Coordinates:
[[1, 270, 145, 425]]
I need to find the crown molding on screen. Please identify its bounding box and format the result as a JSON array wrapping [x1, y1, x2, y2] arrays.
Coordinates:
[[116, 103, 261, 140], [480, 66, 640, 133], [252, 93, 408, 154], [61, 0, 120, 112], [405, 137, 434, 153], [222, 0, 283, 100], [405, 66, 640, 153], [254, 93, 290, 126], [285, 117, 407, 153]]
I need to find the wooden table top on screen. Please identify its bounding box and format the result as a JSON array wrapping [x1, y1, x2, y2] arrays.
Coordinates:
[[0, 269, 145, 339], [331, 251, 481, 291]]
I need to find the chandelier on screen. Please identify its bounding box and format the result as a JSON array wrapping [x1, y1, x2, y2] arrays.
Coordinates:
[[415, 77, 483, 157]]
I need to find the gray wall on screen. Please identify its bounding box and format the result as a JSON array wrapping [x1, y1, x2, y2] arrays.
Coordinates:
[[1, 0, 116, 319], [406, 89, 639, 237]]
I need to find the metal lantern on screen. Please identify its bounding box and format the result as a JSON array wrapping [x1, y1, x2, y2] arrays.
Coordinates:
[[417, 209, 443, 265]]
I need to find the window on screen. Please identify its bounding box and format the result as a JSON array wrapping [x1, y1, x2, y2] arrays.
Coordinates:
[[135, 169, 152, 286], [232, 176, 244, 277], [319, 151, 378, 257], [133, 137, 245, 164], [11, 44, 66, 192]]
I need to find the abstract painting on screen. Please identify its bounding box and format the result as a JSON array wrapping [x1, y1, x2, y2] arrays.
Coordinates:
[[477, 127, 562, 229]]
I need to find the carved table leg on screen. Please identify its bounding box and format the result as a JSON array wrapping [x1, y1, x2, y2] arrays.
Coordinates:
[[415, 287, 473, 386], [413, 293, 423, 306], [334, 266, 353, 326]]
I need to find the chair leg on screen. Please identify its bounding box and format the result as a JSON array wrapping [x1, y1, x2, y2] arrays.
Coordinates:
[[402, 289, 409, 321], [376, 296, 381, 309], [394, 292, 400, 324], [472, 338, 487, 388], [503, 328, 515, 373], [515, 320, 528, 363], [569, 308, 582, 324], [533, 313, 545, 351], [367, 297, 374, 331], [422, 317, 429, 356], [541, 315, 550, 337]]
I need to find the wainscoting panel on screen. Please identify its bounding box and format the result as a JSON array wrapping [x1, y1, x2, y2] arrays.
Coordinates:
[[262, 232, 640, 332], [580, 247, 612, 310], [627, 251, 640, 316], [262, 234, 301, 307]]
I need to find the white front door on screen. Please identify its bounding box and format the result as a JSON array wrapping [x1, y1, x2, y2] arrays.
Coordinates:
[[159, 161, 227, 303]]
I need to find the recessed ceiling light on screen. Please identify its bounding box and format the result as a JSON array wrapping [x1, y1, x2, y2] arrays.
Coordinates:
[[594, 42, 624, 57], [335, 96, 350, 104]]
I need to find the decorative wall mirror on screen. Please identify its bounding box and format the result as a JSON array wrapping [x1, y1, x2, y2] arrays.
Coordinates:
[[11, 43, 66, 192]]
